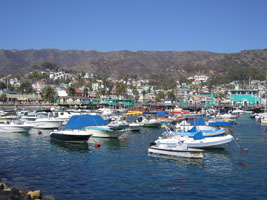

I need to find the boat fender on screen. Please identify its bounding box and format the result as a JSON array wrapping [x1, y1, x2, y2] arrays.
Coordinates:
[[95, 143, 101, 148], [150, 142, 156, 146]]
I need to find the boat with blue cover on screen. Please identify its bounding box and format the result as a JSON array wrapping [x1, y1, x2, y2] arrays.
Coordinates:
[[172, 118, 226, 137], [173, 127, 225, 137], [65, 115, 127, 138], [153, 131, 234, 149], [50, 115, 93, 143]]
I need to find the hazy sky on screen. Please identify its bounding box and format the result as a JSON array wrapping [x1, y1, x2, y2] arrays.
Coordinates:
[[1, 0, 266, 53]]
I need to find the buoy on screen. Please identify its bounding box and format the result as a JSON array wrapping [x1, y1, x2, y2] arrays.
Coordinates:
[[235, 138, 239, 141], [147, 130, 151, 133], [37, 131, 42, 135], [241, 162, 248, 166], [243, 148, 248, 151], [124, 137, 128, 141], [95, 143, 101, 148]]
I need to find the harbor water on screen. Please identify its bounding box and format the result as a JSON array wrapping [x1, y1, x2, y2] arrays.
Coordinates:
[[0, 114, 266, 199]]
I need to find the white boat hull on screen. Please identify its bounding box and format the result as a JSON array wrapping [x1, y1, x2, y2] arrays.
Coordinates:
[[26, 120, 64, 129], [155, 135, 234, 149], [0, 125, 33, 133], [148, 146, 204, 159], [85, 126, 125, 138]]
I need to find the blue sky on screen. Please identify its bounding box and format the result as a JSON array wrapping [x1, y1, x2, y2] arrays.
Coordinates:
[[0, 0, 266, 53]]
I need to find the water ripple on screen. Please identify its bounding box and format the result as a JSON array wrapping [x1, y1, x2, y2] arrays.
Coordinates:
[[0, 115, 266, 199]]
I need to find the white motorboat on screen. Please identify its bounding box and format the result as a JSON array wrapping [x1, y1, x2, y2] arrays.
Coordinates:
[[50, 129, 93, 143], [134, 115, 162, 128], [25, 113, 64, 129], [17, 110, 37, 121], [153, 131, 234, 149], [108, 116, 130, 130], [85, 126, 127, 138], [148, 142, 204, 159], [215, 113, 238, 122], [0, 112, 18, 123], [0, 119, 34, 133], [176, 118, 217, 131]]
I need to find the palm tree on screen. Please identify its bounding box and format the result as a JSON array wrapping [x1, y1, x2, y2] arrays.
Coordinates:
[[41, 86, 58, 102], [142, 90, 146, 103]]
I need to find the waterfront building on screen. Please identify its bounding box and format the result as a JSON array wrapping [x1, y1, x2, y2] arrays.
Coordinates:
[[199, 92, 214, 106], [230, 89, 261, 106]]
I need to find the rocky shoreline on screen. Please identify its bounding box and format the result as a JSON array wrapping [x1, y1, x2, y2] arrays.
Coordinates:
[[0, 183, 55, 200]]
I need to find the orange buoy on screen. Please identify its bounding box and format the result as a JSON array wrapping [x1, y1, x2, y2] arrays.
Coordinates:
[[243, 148, 248, 151], [37, 131, 42, 135], [95, 143, 101, 148], [124, 137, 128, 141], [241, 162, 248, 166]]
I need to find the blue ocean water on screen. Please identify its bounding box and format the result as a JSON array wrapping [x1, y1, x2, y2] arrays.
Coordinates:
[[0, 114, 266, 199]]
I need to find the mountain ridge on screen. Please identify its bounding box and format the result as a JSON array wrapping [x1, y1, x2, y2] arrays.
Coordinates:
[[0, 48, 266, 80]]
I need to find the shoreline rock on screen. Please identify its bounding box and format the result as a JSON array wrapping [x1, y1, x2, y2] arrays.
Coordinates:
[[0, 182, 55, 200]]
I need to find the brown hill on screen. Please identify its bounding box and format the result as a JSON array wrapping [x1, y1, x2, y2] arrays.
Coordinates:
[[0, 49, 266, 80]]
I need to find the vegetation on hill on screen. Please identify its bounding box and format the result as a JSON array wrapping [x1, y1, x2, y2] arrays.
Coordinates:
[[0, 49, 266, 83]]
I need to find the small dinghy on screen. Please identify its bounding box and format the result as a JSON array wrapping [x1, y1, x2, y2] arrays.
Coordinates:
[[148, 142, 204, 159]]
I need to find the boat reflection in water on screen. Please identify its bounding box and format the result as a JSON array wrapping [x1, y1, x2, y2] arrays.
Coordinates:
[[0, 131, 30, 139], [89, 137, 127, 150], [148, 153, 204, 167], [50, 139, 91, 153]]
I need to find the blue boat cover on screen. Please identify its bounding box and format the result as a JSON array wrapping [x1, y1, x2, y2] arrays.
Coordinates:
[[193, 131, 204, 140], [66, 115, 109, 129], [208, 121, 232, 126], [189, 126, 197, 132], [143, 111, 168, 115], [190, 117, 206, 126]]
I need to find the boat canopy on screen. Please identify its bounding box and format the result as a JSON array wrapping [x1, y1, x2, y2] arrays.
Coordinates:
[[193, 131, 204, 140], [208, 121, 232, 127], [190, 117, 206, 126], [66, 115, 109, 129]]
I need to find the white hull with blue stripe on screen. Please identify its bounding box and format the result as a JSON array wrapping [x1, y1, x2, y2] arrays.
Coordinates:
[[154, 134, 234, 149]]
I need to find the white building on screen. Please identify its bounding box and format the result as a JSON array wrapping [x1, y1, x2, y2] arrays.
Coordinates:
[[194, 75, 209, 82]]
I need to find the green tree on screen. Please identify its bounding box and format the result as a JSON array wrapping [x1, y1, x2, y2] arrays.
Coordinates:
[[116, 82, 127, 97], [18, 82, 34, 94], [66, 86, 76, 96], [155, 91, 165, 102], [41, 62, 59, 71], [41, 86, 57, 102], [142, 90, 147, 103], [167, 90, 176, 101], [133, 89, 139, 100], [76, 74, 84, 87], [0, 81, 6, 90]]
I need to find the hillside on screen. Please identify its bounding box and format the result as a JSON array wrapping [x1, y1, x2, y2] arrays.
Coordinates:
[[0, 49, 266, 80]]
